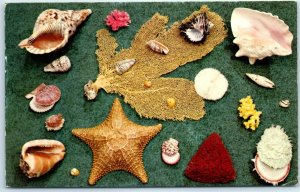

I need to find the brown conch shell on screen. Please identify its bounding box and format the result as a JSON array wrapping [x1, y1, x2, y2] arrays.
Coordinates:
[[18, 9, 92, 54], [45, 114, 65, 131], [44, 55, 71, 72], [231, 8, 293, 64], [19, 139, 66, 178]]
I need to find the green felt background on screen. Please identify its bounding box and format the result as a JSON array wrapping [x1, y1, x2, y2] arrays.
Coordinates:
[[5, 1, 298, 187]]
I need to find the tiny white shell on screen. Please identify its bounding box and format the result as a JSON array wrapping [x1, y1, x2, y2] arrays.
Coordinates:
[[146, 40, 169, 54], [246, 73, 275, 88], [115, 59, 136, 75], [279, 100, 290, 108], [44, 56, 71, 72]]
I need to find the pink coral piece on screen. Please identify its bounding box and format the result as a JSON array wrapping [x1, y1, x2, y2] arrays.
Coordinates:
[[105, 9, 131, 31]]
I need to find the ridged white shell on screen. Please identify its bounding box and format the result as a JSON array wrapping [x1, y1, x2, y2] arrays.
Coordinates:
[[44, 56, 71, 72], [19, 9, 92, 54], [231, 8, 293, 64], [115, 59, 136, 75]]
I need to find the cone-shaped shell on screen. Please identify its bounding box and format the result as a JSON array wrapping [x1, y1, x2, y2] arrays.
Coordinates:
[[19, 139, 66, 178], [19, 9, 92, 54], [231, 8, 293, 64], [44, 56, 71, 72]]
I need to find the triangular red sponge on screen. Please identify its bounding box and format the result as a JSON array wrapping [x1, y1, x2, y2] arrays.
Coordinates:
[[184, 133, 236, 183]]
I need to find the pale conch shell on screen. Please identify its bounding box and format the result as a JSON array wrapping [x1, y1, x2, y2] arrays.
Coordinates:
[[231, 8, 293, 64], [146, 40, 169, 54], [44, 55, 71, 72], [19, 139, 66, 178], [246, 73, 275, 88], [19, 9, 92, 54], [115, 59, 136, 75]]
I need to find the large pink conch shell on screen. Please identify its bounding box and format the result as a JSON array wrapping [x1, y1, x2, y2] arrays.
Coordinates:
[[231, 8, 293, 64], [18, 9, 92, 54], [25, 83, 61, 113], [19, 139, 66, 178]]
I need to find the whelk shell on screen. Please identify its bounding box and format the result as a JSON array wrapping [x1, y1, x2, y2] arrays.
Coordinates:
[[279, 100, 290, 108], [231, 8, 293, 64], [44, 55, 71, 73], [45, 114, 65, 131], [19, 139, 66, 178], [19, 9, 92, 54], [146, 40, 169, 54], [115, 59, 136, 75], [246, 73, 275, 88]]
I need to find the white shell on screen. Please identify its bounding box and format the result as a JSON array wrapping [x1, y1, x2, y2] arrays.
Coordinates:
[[19, 9, 92, 54], [115, 59, 136, 75], [161, 138, 180, 165], [146, 40, 169, 54], [194, 68, 228, 100], [246, 73, 275, 88], [231, 8, 293, 64], [279, 100, 290, 108], [257, 125, 292, 169], [252, 155, 290, 186], [44, 56, 71, 72], [84, 80, 98, 100]]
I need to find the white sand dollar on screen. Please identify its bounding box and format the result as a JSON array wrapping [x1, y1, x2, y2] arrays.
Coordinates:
[[194, 68, 228, 100]]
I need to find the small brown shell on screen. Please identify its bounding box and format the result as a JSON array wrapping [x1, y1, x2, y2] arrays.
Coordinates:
[[115, 59, 136, 75], [146, 40, 169, 54], [44, 56, 71, 73], [45, 114, 65, 131], [20, 139, 66, 178]]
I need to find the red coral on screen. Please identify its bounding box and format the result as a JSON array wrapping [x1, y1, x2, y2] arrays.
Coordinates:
[[105, 9, 131, 31], [184, 133, 236, 183]]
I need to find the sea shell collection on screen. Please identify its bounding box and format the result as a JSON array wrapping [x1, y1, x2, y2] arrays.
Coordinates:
[[11, 4, 295, 187]]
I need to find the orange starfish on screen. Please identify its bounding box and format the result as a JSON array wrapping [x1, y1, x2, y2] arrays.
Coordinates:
[[72, 98, 162, 185]]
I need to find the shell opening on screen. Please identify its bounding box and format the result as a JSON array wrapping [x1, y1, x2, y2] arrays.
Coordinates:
[[31, 33, 64, 50]]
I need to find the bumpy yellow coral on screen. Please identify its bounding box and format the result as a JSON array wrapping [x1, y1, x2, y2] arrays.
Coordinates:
[[238, 96, 262, 131]]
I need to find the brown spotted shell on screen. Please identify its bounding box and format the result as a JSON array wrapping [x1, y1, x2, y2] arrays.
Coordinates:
[[45, 114, 65, 131], [19, 139, 66, 178]]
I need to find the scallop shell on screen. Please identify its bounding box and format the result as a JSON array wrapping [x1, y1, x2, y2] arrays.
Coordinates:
[[29, 99, 54, 113], [257, 125, 292, 169], [246, 73, 275, 88], [19, 139, 66, 178], [179, 13, 213, 43], [115, 59, 136, 75], [45, 114, 65, 131], [279, 100, 290, 108], [231, 8, 293, 64], [19, 9, 92, 54], [44, 56, 71, 72], [161, 138, 180, 165], [146, 40, 169, 54]]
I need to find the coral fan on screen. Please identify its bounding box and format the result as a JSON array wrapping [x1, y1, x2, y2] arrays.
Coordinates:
[[105, 9, 131, 31], [238, 96, 262, 131]]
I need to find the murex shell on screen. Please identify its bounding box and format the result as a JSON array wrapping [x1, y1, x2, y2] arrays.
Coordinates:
[[44, 55, 71, 72], [19, 139, 66, 178], [231, 8, 293, 64], [19, 9, 92, 54]]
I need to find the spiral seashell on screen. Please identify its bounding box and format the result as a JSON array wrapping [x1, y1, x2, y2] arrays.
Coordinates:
[[161, 138, 180, 165], [146, 40, 169, 54], [45, 114, 65, 131], [44, 56, 71, 73], [19, 139, 66, 178], [115, 59, 136, 75], [18, 9, 92, 54]]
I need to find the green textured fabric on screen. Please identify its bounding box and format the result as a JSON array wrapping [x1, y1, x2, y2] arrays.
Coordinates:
[[5, 1, 297, 187]]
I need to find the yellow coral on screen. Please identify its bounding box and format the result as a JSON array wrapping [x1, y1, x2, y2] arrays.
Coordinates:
[[238, 96, 262, 131]]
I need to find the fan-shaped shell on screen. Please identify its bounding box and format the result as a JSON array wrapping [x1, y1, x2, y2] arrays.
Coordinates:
[[33, 84, 61, 106], [44, 55, 71, 72], [18, 9, 92, 54], [231, 8, 293, 64], [19, 139, 66, 178]]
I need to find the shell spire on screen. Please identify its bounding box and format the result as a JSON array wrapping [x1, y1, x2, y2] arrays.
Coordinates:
[[19, 9, 92, 54]]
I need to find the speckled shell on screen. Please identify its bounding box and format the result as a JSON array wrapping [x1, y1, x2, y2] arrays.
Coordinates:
[[115, 59, 136, 75], [19, 9, 92, 54], [231, 8, 293, 64], [146, 40, 169, 54], [44, 56, 71, 72], [19, 139, 66, 178], [161, 138, 180, 165]]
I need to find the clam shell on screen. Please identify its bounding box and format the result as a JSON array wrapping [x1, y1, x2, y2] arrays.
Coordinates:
[[19, 9, 92, 54], [279, 100, 290, 108], [45, 114, 65, 131], [246, 73, 275, 88], [44, 56, 71, 73], [20, 139, 66, 178], [115, 59, 136, 75], [231, 8, 293, 64], [146, 40, 169, 54]]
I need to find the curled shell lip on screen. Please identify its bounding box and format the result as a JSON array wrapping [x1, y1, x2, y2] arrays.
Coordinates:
[[162, 152, 180, 165]]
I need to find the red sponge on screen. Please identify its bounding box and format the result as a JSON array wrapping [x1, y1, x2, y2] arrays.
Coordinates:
[[184, 133, 236, 183]]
